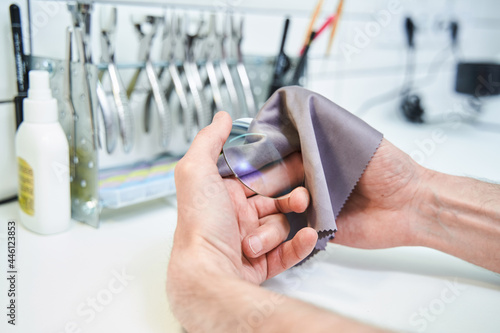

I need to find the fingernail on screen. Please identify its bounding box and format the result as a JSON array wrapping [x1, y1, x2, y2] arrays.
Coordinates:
[[248, 236, 263, 255]]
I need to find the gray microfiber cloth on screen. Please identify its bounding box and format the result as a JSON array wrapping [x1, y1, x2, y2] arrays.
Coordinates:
[[218, 86, 383, 257]]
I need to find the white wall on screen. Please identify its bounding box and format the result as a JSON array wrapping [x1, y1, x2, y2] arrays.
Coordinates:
[[3, 0, 500, 100], [8, 0, 500, 108]]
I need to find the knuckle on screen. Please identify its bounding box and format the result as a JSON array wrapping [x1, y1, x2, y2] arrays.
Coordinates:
[[267, 225, 282, 245], [174, 159, 195, 180], [278, 246, 288, 270], [266, 216, 290, 245], [173, 162, 184, 180], [290, 240, 302, 261]]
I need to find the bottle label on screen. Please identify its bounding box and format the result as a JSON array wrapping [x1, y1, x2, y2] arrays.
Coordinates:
[[18, 157, 34, 216]]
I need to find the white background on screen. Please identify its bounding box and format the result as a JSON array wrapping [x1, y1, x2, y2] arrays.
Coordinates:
[[0, 0, 499, 332]]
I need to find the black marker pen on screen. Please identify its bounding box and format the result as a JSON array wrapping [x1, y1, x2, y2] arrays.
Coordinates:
[[10, 3, 29, 129]]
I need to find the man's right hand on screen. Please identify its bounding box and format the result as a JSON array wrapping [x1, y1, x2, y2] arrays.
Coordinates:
[[332, 138, 500, 273], [333, 138, 425, 249]]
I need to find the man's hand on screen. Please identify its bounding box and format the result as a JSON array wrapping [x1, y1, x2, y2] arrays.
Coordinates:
[[167, 112, 387, 333], [169, 111, 317, 286], [333, 139, 425, 249], [331, 138, 500, 274]]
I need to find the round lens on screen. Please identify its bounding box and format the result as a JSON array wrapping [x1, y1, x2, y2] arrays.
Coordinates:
[[222, 122, 304, 199]]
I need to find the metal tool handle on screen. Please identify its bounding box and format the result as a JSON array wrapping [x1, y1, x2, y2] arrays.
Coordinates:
[[64, 27, 77, 180], [108, 62, 134, 153], [145, 60, 171, 148], [77, 3, 93, 63], [235, 18, 257, 116], [236, 62, 257, 117], [144, 66, 167, 133], [74, 13, 112, 152], [184, 61, 211, 129], [73, 27, 97, 150], [220, 60, 241, 119], [126, 68, 141, 99], [96, 81, 118, 153], [169, 63, 194, 142], [205, 60, 224, 112]]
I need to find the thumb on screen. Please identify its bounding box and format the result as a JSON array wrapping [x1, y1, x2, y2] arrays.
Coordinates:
[[184, 111, 233, 163]]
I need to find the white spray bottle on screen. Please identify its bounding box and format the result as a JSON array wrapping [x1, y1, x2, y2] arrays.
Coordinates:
[[15, 70, 71, 234]]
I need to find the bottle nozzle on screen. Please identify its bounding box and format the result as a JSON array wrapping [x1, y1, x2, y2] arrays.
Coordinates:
[[28, 70, 53, 101], [23, 70, 58, 123]]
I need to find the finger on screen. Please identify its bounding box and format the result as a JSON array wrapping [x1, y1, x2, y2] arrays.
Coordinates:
[[266, 227, 318, 279], [250, 186, 310, 218], [174, 112, 232, 202], [276, 186, 310, 214], [242, 214, 291, 258], [183, 111, 232, 164], [224, 176, 259, 197]]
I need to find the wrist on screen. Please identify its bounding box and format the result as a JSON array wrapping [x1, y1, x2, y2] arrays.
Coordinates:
[[396, 162, 435, 247], [412, 168, 495, 247], [167, 235, 241, 292], [409, 167, 472, 250], [409, 168, 444, 248], [167, 259, 383, 333], [167, 245, 242, 328], [410, 168, 500, 271]]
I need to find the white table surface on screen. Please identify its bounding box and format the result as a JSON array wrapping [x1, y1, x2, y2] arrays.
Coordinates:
[[1, 97, 500, 333]]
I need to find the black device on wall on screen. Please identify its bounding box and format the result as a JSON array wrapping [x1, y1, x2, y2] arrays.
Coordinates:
[[455, 62, 500, 97], [400, 17, 424, 123], [400, 16, 500, 124]]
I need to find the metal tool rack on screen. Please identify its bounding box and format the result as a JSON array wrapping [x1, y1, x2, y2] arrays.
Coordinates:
[[29, 1, 302, 228]]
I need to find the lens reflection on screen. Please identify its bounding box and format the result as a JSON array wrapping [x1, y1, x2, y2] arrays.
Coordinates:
[[222, 124, 304, 199]]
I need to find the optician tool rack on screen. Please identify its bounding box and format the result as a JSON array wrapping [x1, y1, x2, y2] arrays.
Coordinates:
[[28, 0, 301, 227]]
